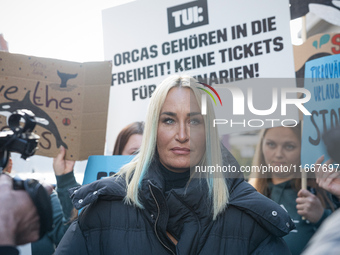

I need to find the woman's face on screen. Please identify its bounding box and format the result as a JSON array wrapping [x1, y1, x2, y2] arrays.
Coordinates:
[[262, 127, 301, 176], [157, 87, 206, 173], [122, 134, 143, 155]]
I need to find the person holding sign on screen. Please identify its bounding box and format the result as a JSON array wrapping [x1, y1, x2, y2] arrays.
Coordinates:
[[249, 124, 336, 255], [31, 146, 79, 255], [55, 75, 294, 255]]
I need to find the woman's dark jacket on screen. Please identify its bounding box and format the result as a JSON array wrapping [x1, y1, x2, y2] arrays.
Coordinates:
[[55, 153, 295, 255]]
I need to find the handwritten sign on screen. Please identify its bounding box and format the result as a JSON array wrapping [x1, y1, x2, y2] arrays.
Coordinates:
[[301, 54, 340, 165], [293, 33, 340, 87], [0, 51, 112, 160]]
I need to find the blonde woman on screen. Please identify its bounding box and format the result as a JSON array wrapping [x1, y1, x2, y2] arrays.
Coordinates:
[[56, 75, 294, 255]]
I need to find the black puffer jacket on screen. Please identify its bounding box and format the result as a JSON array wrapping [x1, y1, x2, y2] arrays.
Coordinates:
[[56, 158, 294, 255]]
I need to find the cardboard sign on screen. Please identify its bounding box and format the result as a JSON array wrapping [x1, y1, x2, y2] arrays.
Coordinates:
[[301, 54, 340, 165], [102, 0, 296, 154], [0, 51, 112, 160], [294, 33, 340, 84], [82, 155, 134, 185]]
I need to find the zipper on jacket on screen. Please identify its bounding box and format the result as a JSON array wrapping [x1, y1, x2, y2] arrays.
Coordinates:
[[148, 184, 175, 255]]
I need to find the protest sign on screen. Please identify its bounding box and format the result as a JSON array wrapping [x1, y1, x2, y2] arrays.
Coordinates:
[[82, 155, 134, 185], [0, 51, 112, 160], [301, 54, 340, 166], [294, 33, 340, 87], [102, 0, 296, 154]]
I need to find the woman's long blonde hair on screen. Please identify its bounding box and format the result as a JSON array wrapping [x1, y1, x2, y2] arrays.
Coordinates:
[[117, 74, 229, 220]]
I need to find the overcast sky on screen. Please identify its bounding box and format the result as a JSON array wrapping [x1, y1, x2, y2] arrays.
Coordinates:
[[0, 0, 303, 63], [0, 0, 134, 62]]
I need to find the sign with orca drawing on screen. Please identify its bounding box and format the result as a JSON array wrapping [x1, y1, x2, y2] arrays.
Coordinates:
[[0, 51, 112, 160]]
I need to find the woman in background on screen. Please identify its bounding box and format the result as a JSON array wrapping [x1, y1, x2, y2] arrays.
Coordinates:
[[249, 123, 335, 255], [113, 121, 144, 155]]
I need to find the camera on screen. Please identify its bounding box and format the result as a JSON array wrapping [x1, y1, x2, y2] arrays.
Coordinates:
[[0, 109, 39, 170], [0, 109, 53, 238]]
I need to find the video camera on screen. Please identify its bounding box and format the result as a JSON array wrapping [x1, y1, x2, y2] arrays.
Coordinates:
[[0, 109, 53, 238]]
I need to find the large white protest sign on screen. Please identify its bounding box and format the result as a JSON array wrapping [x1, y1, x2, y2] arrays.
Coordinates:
[[102, 0, 296, 154]]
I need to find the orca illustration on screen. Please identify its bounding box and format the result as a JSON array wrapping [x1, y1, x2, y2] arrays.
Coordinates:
[[57, 70, 78, 88], [0, 91, 68, 149]]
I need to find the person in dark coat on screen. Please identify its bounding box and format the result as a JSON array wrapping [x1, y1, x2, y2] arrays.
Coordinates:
[[55, 75, 295, 255], [248, 125, 336, 255]]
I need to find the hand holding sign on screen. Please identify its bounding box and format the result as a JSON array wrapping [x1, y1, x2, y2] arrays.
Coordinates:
[[296, 188, 324, 223], [53, 146, 75, 176]]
